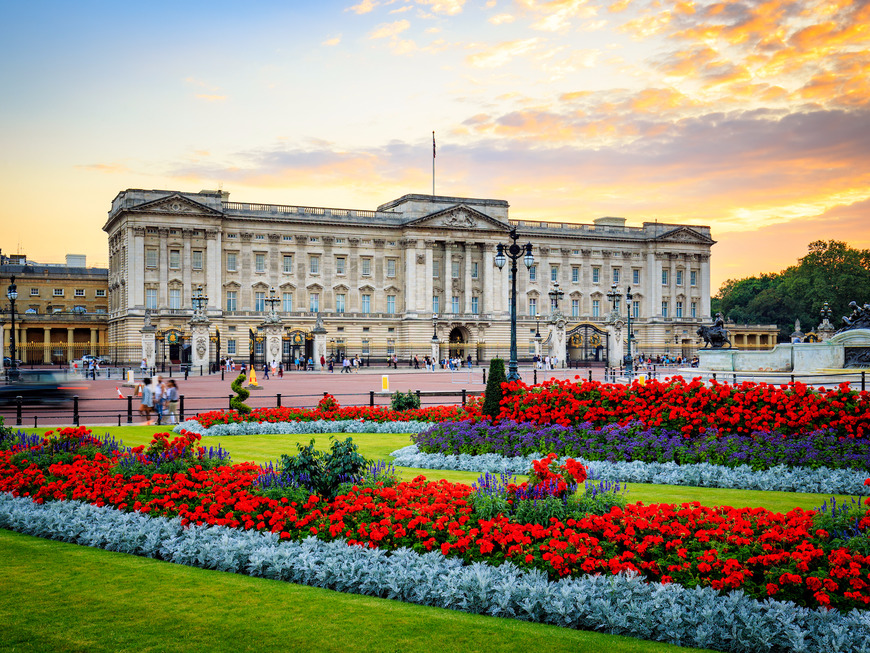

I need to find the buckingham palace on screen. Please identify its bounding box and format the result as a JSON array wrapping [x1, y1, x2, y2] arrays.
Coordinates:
[[103, 188, 733, 368]]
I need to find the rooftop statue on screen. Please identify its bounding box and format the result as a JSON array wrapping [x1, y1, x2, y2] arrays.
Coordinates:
[[697, 312, 732, 349]]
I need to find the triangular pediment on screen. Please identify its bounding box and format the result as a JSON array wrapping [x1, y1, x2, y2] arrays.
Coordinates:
[[404, 204, 511, 232], [128, 193, 223, 217], [654, 226, 715, 245]]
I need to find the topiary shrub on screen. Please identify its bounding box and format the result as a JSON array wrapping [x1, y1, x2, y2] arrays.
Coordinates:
[[390, 390, 421, 412], [482, 358, 507, 419], [230, 373, 252, 414]]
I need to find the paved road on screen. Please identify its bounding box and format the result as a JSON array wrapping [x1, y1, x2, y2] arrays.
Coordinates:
[[0, 364, 610, 428]]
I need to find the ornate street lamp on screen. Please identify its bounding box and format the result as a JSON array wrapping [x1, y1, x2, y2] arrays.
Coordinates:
[[625, 285, 634, 374], [431, 313, 439, 342], [7, 275, 18, 379], [494, 227, 534, 381], [548, 282, 564, 316]]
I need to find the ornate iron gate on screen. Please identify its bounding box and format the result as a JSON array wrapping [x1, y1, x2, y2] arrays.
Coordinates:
[[566, 323, 609, 366]]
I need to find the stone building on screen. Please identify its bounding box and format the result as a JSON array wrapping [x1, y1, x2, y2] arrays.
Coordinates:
[[0, 253, 109, 365], [103, 189, 718, 367]]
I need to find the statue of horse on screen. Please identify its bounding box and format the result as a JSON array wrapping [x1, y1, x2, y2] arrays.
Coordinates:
[[697, 324, 732, 349]]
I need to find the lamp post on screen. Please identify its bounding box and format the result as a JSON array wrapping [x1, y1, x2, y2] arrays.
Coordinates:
[[431, 313, 438, 342], [7, 275, 18, 379], [494, 227, 534, 381], [548, 282, 564, 316]]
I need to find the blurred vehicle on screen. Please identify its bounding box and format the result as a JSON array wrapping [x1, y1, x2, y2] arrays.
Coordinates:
[[3, 357, 23, 368], [0, 370, 85, 406]]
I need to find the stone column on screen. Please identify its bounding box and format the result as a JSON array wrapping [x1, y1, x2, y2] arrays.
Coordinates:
[[90, 328, 97, 356], [158, 228, 169, 308], [206, 230, 222, 312], [700, 254, 711, 318], [182, 229, 193, 307], [132, 226, 145, 309], [424, 240, 435, 314], [481, 243, 493, 316], [464, 242, 473, 314], [43, 327, 51, 364], [404, 240, 417, 316]]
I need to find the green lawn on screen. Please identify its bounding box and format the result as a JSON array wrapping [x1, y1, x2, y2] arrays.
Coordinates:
[[0, 529, 715, 653], [18, 426, 852, 513]]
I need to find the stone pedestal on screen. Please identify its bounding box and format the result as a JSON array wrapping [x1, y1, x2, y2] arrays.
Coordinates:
[[606, 318, 625, 367], [547, 314, 567, 367], [263, 324, 283, 369], [431, 340, 440, 364], [140, 313, 157, 370], [311, 313, 328, 370], [190, 322, 211, 370]]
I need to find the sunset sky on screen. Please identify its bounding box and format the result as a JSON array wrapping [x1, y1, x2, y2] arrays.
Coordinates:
[[1, 0, 867, 293]]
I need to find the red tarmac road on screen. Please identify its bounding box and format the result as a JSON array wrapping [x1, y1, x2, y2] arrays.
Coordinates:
[[1, 364, 610, 428]]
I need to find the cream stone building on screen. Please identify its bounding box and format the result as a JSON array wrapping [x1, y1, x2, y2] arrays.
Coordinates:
[[104, 189, 719, 367]]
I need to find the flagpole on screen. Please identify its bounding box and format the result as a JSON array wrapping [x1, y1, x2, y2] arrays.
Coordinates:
[[432, 131, 435, 196]]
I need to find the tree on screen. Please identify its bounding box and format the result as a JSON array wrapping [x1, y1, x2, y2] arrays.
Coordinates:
[[482, 358, 507, 419], [715, 240, 870, 339]]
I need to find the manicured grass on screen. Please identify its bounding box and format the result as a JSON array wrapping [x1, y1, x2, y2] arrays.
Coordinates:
[[0, 529, 712, 653], [18, 426, 851, 513]]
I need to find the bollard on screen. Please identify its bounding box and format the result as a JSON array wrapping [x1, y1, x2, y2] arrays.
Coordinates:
[[169, 366, 173, 378], [221, 369, 225, 381], [482, 369, 487, 384], [185, 367, 190, 381], [790, 374, 795, 385], [712, 373, 717, 382], [863, 371, 866, 392], [416, 389, 422, 405], [229, 395, 233, 410], [733, 373, 737, 385], [200, 366, 203, 376], [179, 395, 185, 422], [73, 396, 80, 426], [533, 369, 537, 385], [34, 415, 38, 429], [127, 396, 133, 424], [461, 389, 467, 405], [588, 370, 592, 382], [277, 393, 282, 408], [369, 390, 375, 407], [118, 414, 121, 427], [15, 396, 22, 426]]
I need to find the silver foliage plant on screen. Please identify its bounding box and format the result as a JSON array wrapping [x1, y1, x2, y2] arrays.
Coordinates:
[[2, 494, 870, 653], [175, 419, 431, 437], [389, 445, 870, 496]]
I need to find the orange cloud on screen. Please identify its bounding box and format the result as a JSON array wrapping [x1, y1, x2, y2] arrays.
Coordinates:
[[369, 19, 411, 39], [466, 38, 542, 67]]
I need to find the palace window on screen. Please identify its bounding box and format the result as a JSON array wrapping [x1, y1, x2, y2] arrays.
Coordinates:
[[613, 268, 620, 284], [310, 256, 320, 275], [335, 257, 346, 275], [53, 288, 64, 297], [282, 292, 293, 312], [529, 265, 537, 281], [96, 289, 106, 297], [226, 291, 237, 311], [433, 261, 440, 278], [690, 270, 697, 286], [571, 299, 579, 317], [387, 295, 396, 314], [30, 288, 39, 296], [362, 339, 370, 355], [572, 267, 579, 283], [551, 265, 558, 283], [633, 269, 640, 285], [676, 301, 683, 318], [471, 296, 479, 314], [387, 259, 396, 277], [662, 300, 669, 317], [169, 249, 180, 269], [592, 299, 600, 318], [75, 289, 85, 297], [432, 295, 439, 313], [146, 249, 158, 268], [169, 288, 181, 309], [633, 301, 640, 319], [471, 262, 479, 279], [451, 296, 460, 313], [452, 261, 460, 279], [226, 253, 237, 271], [592, 267, 600, 283], [255, 292, 266, 312], [146, 288, 157, 310], [192, 250, 203, 270], [362, 258, 372, 276], [662, 269, 669, 285], [283, 255, 293, 273], [361, 294, 371, 314], [227, 339, 236, 355], [335, 293, 345, 313], [255, 254, 266, 273], [676, 270, 683, 286], [529, 297, 537, 316], [691, 301, 697, 318], [310, 293, 319, 312]]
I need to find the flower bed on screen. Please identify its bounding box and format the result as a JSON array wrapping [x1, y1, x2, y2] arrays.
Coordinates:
[[2, 427, 870, 613], [176, 418, 432, 437], [191, 394, 470, 430], [390, 445, 870, 495], [413, 420, 870, 472], [495, 378, 870, 439], [7, 497, 870, 653]]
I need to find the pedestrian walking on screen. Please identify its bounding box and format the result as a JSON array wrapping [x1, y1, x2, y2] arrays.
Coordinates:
[[164, 379, 179, 425], [263, 362, 270, 380], [139, 377, 154, 425]]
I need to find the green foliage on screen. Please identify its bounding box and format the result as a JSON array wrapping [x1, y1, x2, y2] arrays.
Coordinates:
[[716, 240, 870, 339], [470, 492, 512, 521], [568, 489, 629, 517], [482, 358, 507, 418], [278, 437, 371, 499], [390, 390, 421, 412], [257, 484, 313, 505], [230, 372, 252, 414]]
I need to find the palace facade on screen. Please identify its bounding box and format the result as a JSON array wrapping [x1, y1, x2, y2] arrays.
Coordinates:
[[103, 189, 735, 366]]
